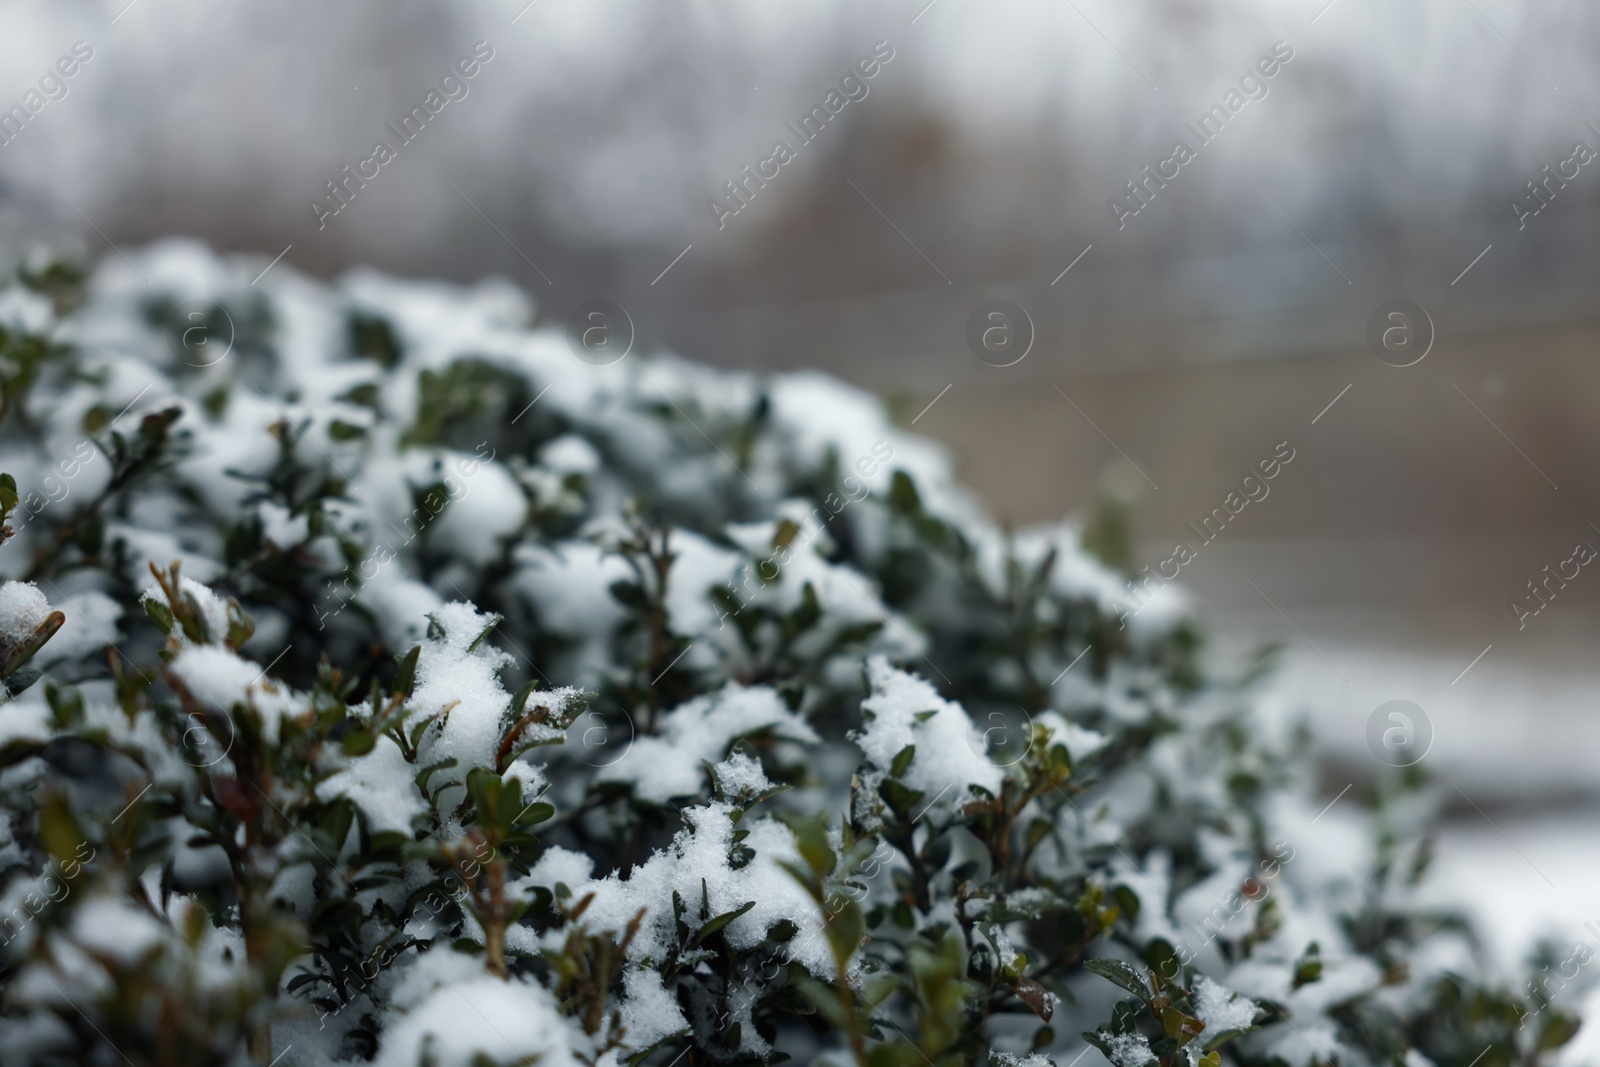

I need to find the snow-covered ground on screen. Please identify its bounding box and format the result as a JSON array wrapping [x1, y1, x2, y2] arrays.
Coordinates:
[[1185, 537, 1600, 973]]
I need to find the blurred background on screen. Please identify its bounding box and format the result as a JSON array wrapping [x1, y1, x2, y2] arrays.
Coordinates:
[[2, 0, 1599, 965]]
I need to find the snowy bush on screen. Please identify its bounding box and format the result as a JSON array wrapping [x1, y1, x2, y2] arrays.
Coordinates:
[[0, 241, 1573, 1066]]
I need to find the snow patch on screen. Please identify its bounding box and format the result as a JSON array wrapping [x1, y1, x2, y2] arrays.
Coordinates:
[[853, 656, 1003, 812]]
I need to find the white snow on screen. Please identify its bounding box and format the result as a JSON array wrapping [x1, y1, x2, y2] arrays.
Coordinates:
[[1036, 710, 1110, 766], [598, 684, 816, 799], [352, 571, 445, 649], [853, 655, 1004, 810], [662, 529, 742, 640], [421, 451, 527, 568], [115, 526, 224, 584], [35, 591, 120, 665], [140, 574, 231, 645], [1193, 976, 1257, 1033], [69, 898, 166, 964], [0, 288, 54, 336], [567, 798, 835, 978], [540, 434, 601, 475], [713, 751, 772, 799], [401, 601, 578, 828], [1105, 1031, 1155, 1067], [317, 735, 427, 836], [0, 582, 51, 638], [166, 645, 303, 745], [991, 1053, 1055, 1067], [374, 949, 582, 1067], [525, 846, 595, 893], [406, 603, 516, 777], [512, 541, 632, 682], [618, 968, 689, 1051]]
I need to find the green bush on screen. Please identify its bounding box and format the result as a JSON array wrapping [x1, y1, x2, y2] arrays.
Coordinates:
[[0, 241, 1568, 1067]]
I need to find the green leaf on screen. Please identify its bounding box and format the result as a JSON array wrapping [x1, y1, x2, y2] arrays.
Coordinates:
[[671, 890, 688, 943], [465, 767, 507, 835], [342, 729, 376, 756], [1113, 884, 1140, 923], [890, 744, 916, 779], [225, 601, 255, 649], [776, 860, 824, 908], [772, 518, 800, 551], [393, 645, 421, 698], [38, 792, 86, 868], [780, 814, 836, 879], [694, 900, 755, 944], [310, 898, 363, 937], [44, 682, 84, 730], [179, 590, 213, 644], [830, 621, 883, 648], [789, 582, 821, 635], [796, 977, 850, 1030], [878, 777, 923, 818], [517, 802, 555, 827], [825, 899, 864, 962], [464, 614, 502, 653], [1292, 941, 1323, 989], [6, 611, 63, 677], [1541, 1014, 1580, 1051], [609, 581, 646, 608], [511, 679, 539, 717], [1144, 939, 1182, 985], [415, 757, 457, 798], [1203, 1029, 1253, 1053], [888, 469, 920, 513], [1161, 1006, 1205, 1046], [321, 802, 356, 851], [1080, 1032, 1116, 1060], [1083, 957, 1150, 999], [348, 311, 403, 368]]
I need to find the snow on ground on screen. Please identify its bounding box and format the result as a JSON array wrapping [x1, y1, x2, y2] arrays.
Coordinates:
[[1415, 812, 1600, 969], [1204, 592, 1600, 972]]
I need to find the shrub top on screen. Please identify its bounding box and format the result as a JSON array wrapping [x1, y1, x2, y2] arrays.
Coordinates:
[[0, 241, 1561, 1067]]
